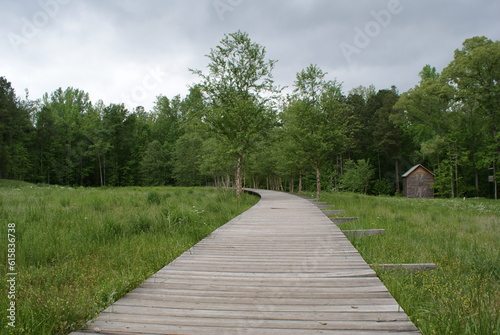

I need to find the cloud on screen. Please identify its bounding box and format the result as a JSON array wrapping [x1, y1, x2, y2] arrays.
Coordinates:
[[1, 0, 499, 111]]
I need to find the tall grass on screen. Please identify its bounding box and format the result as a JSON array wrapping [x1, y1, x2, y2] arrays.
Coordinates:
[[319, 192, 499, 335], [0, 182, 257, 334]]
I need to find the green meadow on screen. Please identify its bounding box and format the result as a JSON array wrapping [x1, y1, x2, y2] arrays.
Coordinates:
[[320, 192, 500, 335], [0, 181, 257, 334], [1, 181, 498, 335]]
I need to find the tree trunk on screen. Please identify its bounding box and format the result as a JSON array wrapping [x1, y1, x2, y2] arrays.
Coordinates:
[[298, 172, 303, 194], [455, 151, 459, 197], [235, 153, 243, 197], [316, 164, 321, 199], [395, 157, 400, 194], [493, 161, 498, 200], [475, 170, 479, 197], [450, 163, 455, 198], [103, 156, 107, 187], [378, 152, 382, 181], [98, 156, 104, 187]]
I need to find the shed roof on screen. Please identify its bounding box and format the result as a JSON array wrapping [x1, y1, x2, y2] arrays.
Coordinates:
[[402, 164, 435, 178]]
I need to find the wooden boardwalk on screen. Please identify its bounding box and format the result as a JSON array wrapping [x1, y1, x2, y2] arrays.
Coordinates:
[[72, 189, 420, 335]]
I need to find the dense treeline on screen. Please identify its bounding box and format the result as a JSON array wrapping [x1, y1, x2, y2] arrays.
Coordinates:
[[1, 33, 498, 198]]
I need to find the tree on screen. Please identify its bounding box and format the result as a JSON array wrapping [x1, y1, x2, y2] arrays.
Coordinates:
[[396, 37, 499, 199], [172, 133, 204, 186], [199, 137, 235, 189], [151, 95, 182, 147], [101, 103, 129, 186], [84, 100, 111, 186], [341, 159, 374, 194], [283, 65, 351, 198], [371, 88, 405, 193], [396, 66, 460, 196], [34, 87, 93, 185], [122, 111, 151, 186], [140, 140, 169, 186], [0, 77, 33, 180], [191, 30, 279, 196], [442, 36, 500, 199], [349, 84, 376, 102]]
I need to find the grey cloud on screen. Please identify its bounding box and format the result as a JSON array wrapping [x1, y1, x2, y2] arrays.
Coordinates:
[[0, 0, 499, 111]]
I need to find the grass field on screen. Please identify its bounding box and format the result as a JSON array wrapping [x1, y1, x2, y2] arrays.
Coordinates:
[[319, 192, 500, 335], [1, 181, 498, 335], [0, 181, 258, 334]]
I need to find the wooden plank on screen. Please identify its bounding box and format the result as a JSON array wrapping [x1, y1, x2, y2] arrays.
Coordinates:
[[330, 217, 360, 224], [112, 298, 404, 314], [78, 323, 421, 335], [370, 263, 437, 273], [70, 189, 420, 335], [131, 287, 393, 299], [343, 229, 385, 238], [101, 305, 411, 322], [143, 276, 387, 289], [316, 204, 335, 209], [322, 209, 346, 215], [90, 315, 419, 331]]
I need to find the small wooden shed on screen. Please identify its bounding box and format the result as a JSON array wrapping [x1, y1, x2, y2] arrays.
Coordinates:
[[402, 164, 435, 198]]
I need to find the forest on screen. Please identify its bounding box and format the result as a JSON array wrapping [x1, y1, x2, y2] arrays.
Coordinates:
[[0, 32, 498, 198]]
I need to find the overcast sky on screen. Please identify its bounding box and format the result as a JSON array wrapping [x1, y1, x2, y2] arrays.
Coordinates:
[[1, 0, 499, 111]]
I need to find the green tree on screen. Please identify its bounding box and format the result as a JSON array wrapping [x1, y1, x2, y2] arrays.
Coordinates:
[[346, 89, 372, 173], [35, 87, 93, 185], [140, 140, 169, 186], [199, 137, 235, 189], [172, 133, 204, 186], [273, 125, 309, 193], [122, 110, 151, 185], [397, 38, 499, 199], [101, 103, 129, 186], [442, 36, 500, 199], [0, 77, 33, 180], [396, 66, 460, 196], [340, 159, 374, 194], [84, 100, 111, 186], [283, 65, 351, 198], [151, 95, 182, 149], [191, 30, 279, 196], [371, 88, 405, 193]]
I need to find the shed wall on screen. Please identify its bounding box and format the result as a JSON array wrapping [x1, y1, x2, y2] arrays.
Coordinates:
[[403, 167, 434, 198]]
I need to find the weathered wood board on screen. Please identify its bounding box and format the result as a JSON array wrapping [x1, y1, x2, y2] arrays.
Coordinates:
[[330, 217, 360, 224], [71, 189, 420, 334], [343, 229, 385, 238]]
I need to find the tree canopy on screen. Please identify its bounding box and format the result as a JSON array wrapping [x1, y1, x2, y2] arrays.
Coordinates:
[[1, 34, 498, 199], [190, 30, 280, 196]]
